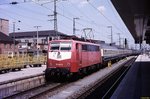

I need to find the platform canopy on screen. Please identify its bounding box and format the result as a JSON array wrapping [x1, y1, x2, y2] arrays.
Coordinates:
[[111, 0, 150, 44]]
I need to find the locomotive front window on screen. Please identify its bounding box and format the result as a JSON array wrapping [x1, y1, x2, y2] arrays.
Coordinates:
[[60, 42, 72, 51], [50, 42, 72, 51], [50, 42, 60, 50]]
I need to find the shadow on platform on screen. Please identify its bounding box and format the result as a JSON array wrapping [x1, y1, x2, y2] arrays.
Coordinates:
[[111, 61, 150, 99]]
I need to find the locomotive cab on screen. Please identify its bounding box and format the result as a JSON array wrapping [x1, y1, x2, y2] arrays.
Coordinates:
[[46, 40, 76, 79]]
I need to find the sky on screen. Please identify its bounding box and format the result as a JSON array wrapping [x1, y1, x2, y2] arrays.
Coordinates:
[[0, 0, 136, 48]]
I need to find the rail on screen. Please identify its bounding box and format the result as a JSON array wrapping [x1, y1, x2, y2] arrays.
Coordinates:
[[74, 56, 136, 99], [3, 82, 69, 99]]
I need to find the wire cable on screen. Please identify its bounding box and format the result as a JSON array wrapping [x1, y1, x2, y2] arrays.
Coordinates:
[[87, 1, 127, 35]]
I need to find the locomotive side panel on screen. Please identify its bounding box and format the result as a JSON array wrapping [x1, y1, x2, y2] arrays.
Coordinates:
[[81, 44, 101, 68], [70, 42, 81, 73]]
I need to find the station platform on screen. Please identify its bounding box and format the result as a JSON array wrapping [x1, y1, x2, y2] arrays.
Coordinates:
[[0, 65, 46, 83], [111, 54, 150, 99]]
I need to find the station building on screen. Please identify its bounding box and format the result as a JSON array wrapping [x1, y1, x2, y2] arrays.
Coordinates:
[[0, 18, 19, 56], [0, 31, 18, 56], [9, 30, 70, 53], [0, 18, 9, 35]]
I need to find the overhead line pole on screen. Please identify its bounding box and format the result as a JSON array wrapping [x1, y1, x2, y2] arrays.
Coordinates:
[[73, 17, 79, 35], [48, 0, 59, 40], [54, 0, 58, 39], [13, 20, 21, 55], [13, 22, 16, 54], [34, 26, 41, 59], [117, 33, 121, 47], [107, 26, 113, 44], [48, 0, 67, 40], [34, 26, 41, 50]]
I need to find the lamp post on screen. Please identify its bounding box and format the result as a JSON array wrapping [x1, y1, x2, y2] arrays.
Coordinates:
[[34, 26, 41, 60], [107, 26, 113, 44], [34, 26, 41, 50], [13, 22, 15, 54], [117, 33, 121, 47], [13, 20, 21, 55]]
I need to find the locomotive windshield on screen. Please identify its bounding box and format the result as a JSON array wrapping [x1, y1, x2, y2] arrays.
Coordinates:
[[50, 42, 60, 50], [50, 42, 72, 51]]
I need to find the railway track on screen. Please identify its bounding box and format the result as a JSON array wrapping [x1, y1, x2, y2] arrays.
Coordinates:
[[3, 82, 67, 99], [29, 83, 66, 99], [101, 58, 135, 98], [76, 56, 136, 99], [1, 73, 72, 99], [1, 56, 136, 99], [3, 79, 73, 99]]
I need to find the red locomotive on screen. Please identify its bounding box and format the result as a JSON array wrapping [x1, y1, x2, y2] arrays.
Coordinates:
[[45, 39, 101, 81], [45, 38, 135, 81]]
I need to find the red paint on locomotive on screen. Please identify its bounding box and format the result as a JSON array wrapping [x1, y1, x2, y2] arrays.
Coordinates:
[[46, 39, 101, 74]]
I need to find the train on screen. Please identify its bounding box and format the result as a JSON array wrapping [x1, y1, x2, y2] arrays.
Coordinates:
[[45, 39, 138, 81]]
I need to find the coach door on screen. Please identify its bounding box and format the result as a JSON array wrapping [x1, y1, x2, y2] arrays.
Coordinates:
[[76, 43, 82, 66]]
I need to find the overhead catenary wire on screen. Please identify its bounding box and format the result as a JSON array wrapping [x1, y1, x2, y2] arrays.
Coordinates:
[[0, 1, 74, 34], [0, 0, 131, 44], [0, 11, 34, 30], [106, 0, 129, 37], [31, 0, 88, 28], [0, 0, 51, 5], [56, 2, 106, 33], [0, 0, 54, 23], [105, 6, 132, 43], [62, 1, 111, 38], [68, 1, 107, 28], [0, 7, 48, 22], [0, 12, 52, 33], [0, 3, 55, 32], [16, 4, 51, 16], [0, 0, 123, 33], [0, 1, 97, 37], [0, 0, 110, 38], [30, 0, 111, 40], [66, 0, 131, 43], [87, 0, 127, 35]]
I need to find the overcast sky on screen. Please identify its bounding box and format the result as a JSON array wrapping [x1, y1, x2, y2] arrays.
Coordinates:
[[0, 0, 135, 47]]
